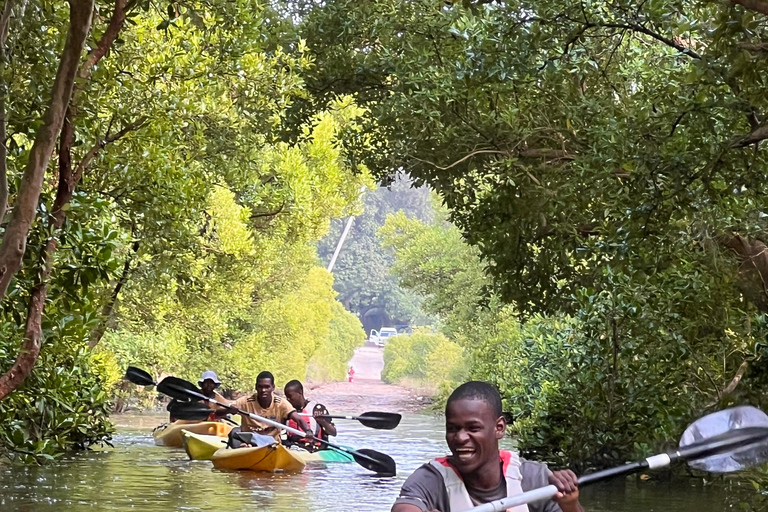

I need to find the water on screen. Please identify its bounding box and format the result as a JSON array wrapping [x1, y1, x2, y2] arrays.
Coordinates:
[[0, 413, 756, 511]]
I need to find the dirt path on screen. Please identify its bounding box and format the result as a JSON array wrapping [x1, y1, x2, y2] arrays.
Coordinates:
[[306, 345, 432, 413]]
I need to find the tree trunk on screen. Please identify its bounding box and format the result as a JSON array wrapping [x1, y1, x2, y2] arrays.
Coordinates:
[[0, 0, 93, 303], [0, 0, 17, 226], [718, 234, 768, 312], [0, 111, 80, 399], [0, 0, 136, 399]]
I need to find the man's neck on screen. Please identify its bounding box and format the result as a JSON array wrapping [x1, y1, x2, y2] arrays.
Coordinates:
[[460, 455, 503, 491], [257, 395, 272, 408]]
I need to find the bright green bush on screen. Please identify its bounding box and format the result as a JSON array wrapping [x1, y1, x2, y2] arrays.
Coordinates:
[[306, 301, 366, 382], [382, 330, 467, 387]]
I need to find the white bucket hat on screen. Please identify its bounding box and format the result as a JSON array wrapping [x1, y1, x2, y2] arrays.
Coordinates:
[[198, 370, 222, 387]]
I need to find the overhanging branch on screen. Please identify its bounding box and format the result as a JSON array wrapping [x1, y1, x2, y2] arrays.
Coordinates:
[[732, 0, 768, 16], [73, 116, 147, 181], [733, 124, 768, 147], [408, 147, 575, 171]]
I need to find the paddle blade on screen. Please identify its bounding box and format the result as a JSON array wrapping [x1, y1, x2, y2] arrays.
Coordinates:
[[125, 366, 156, 387], [351, 448, 397, 477], [157, 376, 204, 402], [680, 406, 768, 472], [169, 402, 213, 421], [357, 412, 402, 430]]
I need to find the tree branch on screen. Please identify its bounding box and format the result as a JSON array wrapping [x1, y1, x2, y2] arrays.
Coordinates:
[[408, 147, 574, 171], [732, 0, 768, 16], [721, 360, 749, 397], [73, 116, 147, 182], [250, 203, 285, 219], [77, 0, 127, 84], [738, 41, 768, 52], [705, 360, 750, 409], [733, 124, 768, 147], [88, 239, 139, 348], [610, 22, 701, 58]]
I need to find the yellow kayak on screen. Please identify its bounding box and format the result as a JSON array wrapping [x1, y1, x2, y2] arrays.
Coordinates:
[[153, 421, 232, 448], [211, 444, 306, 473], [182, 431, 227, 460], [182, 432, 355, 464]]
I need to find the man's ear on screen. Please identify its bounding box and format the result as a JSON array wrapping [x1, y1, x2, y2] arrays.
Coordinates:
[[494, 415, 507, 440]]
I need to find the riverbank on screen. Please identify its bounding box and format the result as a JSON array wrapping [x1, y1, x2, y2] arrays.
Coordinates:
[[307, 345, 434, 413]]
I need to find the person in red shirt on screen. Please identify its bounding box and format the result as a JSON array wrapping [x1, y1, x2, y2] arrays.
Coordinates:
[[348, 366, 355, 382], [284, 380, 337, 452]]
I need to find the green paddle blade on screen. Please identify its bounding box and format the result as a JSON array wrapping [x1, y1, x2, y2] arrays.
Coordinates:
[[169, 401, 213, 421], [350, 448, 397, 476], [125, 366, 156, 387], [355, 412, 401, 430], [157, 376, 204, 402]]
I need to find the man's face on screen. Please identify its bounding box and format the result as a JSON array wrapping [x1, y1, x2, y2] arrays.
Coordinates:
[[200, 379, 216, 395], [445, 398, 505, 475], [256, 378, 274, 401], [285, 388, 304, 411]]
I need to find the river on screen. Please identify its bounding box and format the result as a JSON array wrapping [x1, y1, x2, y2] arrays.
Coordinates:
[[0, 412, 757, 511]]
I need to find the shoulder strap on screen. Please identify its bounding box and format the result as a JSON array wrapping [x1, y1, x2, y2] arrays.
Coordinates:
[[499, 451, 529, 512], [430, 459, 474, 511]]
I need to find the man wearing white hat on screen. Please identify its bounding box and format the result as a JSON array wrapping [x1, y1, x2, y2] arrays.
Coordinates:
[[199, 371, 231, 420]]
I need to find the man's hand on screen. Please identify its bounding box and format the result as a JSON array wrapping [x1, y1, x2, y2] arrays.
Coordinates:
[[549, 470, 583, 512], [313, 407, 337, 436]]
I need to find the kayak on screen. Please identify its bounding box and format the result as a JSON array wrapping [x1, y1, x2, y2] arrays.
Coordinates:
[[289, 446, 355, 463], [211, 444, 306, 473], [182, 431, 355, 464], [182, 431, 227, 460], [153, 421, 232, 448], [182, 430, 227, 460]]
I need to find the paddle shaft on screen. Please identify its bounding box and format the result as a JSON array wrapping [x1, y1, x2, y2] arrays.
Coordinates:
[[466, 428, 768, 512], [162, 382, 381, 464], [298, 413, 366, 421]]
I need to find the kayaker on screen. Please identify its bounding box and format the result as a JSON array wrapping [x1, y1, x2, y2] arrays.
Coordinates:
[[217, 371, 312, 442], [392, 381, 584, 512], [283, 379, 337, 452], [199, 370, 230, 421]]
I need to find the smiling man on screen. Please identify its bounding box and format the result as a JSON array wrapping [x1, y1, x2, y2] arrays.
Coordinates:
[[392, 382, 584, 512]]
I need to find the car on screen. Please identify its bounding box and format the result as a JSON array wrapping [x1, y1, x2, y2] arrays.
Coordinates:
[[375, 327, 398, 347]]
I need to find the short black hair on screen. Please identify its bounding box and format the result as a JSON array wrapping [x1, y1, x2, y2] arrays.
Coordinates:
[[256, 371, 274, 386], [284, 379, 303, 394], [446, 381, 503, 418]]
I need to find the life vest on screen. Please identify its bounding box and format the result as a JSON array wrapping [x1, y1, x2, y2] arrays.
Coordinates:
[[429, 450, 530, 512], [286, 401, 326, 451]]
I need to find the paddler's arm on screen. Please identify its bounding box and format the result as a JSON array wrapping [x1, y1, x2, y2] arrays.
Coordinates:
[[287, 410, 313, 434], [313, 403, 337, 437], [392, 505, 438, 512], [212, 404, 240, 417], [549, 470, 584, 512]]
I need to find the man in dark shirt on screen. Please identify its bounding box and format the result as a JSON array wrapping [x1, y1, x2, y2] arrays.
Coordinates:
[[392, 382, 584, 512]]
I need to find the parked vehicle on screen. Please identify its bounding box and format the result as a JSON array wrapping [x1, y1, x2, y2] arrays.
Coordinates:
[[371, 327, 398, 347]]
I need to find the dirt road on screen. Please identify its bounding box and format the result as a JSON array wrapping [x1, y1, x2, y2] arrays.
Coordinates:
[[307, 345, 431, 413]]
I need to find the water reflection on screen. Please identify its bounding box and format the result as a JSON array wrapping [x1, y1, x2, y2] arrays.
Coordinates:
[[0, 413, 755, 511]]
